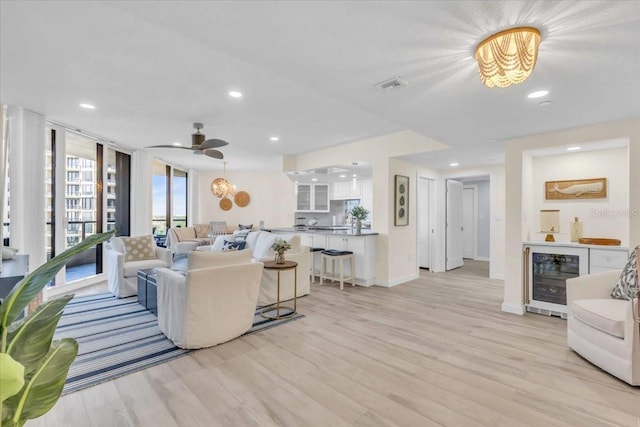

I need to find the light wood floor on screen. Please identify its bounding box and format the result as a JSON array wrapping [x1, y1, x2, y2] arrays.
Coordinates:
[[34, 261, 639, 427]]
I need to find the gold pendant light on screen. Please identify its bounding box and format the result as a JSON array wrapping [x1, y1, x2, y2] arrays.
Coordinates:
[[475, 27, 541, 88], [210, 162, 236, 198]]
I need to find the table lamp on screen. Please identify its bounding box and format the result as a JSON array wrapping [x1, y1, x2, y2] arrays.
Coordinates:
[[540, 210, 560, 242]]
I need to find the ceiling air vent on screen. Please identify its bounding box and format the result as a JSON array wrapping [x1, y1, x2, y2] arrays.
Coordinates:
[[376, 77, 411, 92]]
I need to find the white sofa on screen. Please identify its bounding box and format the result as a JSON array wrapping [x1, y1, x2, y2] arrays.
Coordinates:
[[156, 250, 264, 349], [106, 236, 172, 298], [202, 230, 310, 306], [566, 269, 639, 386], [166, 225, 213, 255]]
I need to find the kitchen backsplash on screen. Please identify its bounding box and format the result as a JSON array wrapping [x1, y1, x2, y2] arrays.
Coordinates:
[[296, 199, 365, 226]]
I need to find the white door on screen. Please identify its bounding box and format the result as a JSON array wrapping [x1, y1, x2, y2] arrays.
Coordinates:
[[418, 177, 431, 269], [446, 179, 464, 270], [462, 186, 476, 259]]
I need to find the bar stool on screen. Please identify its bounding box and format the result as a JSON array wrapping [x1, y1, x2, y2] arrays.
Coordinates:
[[309, 247, 325, 283], [320, 249, 355, 290]]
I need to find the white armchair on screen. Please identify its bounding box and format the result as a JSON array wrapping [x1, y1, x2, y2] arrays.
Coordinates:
[[566, 270, 639, 385], [106, 236, 172, 298], [155, 250, 264, 349]]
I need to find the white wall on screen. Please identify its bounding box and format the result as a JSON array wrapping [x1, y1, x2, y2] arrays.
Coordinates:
[[197, 170, 295, 229], [529, 147, 628, 244], [504, 118, 640, 315]]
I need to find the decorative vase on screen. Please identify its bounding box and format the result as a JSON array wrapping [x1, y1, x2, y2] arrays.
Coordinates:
[[275, 250, 286, 264], [570, 217, 583, 242], [356, 219, 362, 234]]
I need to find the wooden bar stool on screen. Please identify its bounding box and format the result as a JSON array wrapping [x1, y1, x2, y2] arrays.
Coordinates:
[[320, 249, 355, 290], [309, 247, 325, 283]]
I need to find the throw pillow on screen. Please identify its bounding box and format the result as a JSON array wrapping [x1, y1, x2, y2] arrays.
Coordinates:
[[1, 247, 17, 260], [610, 245, 639, 300], [122, 236, 156, 262], [238, 223, 253, 230], [194, 223, 210, 238], [222, 240, 247, 251], [233, 229, 250, 242]]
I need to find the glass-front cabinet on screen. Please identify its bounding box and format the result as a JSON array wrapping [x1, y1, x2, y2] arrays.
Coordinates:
[[295, 183, 329, 212]]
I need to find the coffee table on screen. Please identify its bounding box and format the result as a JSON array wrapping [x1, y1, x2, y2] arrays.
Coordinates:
[[260, 260, 298, 320]]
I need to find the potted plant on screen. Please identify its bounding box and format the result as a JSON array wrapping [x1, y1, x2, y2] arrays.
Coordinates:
[[271, 239, 292, 264], [0, 231, 114, 427], [350, 206, 369, 234]]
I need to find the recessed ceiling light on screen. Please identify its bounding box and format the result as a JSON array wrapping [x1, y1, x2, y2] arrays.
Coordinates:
[[352, 174, 357, 178], [567, 146, 582, 151], [311, 178, 318, 182], [449, 162, 459, 167], [172, 142, 182, 146], [228, 91, 243, 98], [79, 103, 96, 109], [538, 101, 552, 107], [269, 136, 279, 141], [339, 174, 346, 178], [528, 90, 549, 99]]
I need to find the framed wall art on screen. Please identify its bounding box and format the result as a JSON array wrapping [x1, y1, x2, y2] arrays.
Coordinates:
[[545, 177, 607, 200], [394, 175, 409, 226]]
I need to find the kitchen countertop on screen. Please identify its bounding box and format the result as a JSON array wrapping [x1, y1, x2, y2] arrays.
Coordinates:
[[522, 241, 628, 251], [266, 227, 378, 236]]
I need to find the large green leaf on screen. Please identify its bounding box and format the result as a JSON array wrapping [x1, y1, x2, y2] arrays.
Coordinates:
[[5, 296, 72, 373], [2, 339, 78, 426], [0, 231, 114, 328], [0, 354, 24, 402]]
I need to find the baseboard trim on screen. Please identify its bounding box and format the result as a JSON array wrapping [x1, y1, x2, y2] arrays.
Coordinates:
[[474, 257, 490, 262], [491, 273, 505, 280], [375, 273, 419, 288], [501, 303, 525, 316]]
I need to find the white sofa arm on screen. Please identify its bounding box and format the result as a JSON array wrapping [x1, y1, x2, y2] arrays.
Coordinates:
[[105, 248, 125, 297], [566, 270, 621, 304], [156, 268, 187, 345], [155, 246, 172, 266]]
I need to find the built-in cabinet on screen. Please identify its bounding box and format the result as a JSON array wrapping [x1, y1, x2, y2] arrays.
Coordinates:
[[294, 232, 376, 286], [296, 183, 330, 212], [332, 180, 361, 199], [358, 178, 373, 213]]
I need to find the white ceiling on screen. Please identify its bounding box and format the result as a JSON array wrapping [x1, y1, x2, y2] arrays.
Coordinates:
[[1, 1, 639, 171]]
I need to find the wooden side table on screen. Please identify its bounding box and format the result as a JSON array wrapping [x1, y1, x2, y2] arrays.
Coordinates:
[[260, 260, 298, 319]]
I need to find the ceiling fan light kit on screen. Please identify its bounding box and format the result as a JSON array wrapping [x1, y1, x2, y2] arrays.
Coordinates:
[[475, 26, 541, 88]]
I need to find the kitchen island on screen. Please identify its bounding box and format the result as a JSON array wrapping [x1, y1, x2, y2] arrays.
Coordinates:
[[267, 227, 377, 286]]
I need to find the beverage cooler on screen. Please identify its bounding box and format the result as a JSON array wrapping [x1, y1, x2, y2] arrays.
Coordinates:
[[524, 245, 589, 318]]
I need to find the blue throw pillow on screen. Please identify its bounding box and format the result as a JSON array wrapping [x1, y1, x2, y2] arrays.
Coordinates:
[[222, 240, 247, 251], [238, 224, 253, 230], [233, 229, 250, 242]]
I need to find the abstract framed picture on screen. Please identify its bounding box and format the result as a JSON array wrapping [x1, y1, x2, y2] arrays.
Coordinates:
[[394, 175, 409, 226]]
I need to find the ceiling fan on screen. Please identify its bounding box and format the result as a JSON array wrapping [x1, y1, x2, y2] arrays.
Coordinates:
[[146, 122, 228, 159]]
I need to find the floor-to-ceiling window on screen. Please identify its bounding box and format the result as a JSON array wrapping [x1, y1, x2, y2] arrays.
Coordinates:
[[46, 126, 131, 286], [152, 160, 188, 244]]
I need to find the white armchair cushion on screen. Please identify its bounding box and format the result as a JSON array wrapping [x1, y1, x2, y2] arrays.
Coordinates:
[[122, 258, 173, 278], [253, 232, 279, 260], [122, 235, 156, 262], [187, 248, 252, 270], [570, 299, 627, 339]]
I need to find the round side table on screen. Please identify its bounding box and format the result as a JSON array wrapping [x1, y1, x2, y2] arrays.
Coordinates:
[[260, 260, 298, 319]]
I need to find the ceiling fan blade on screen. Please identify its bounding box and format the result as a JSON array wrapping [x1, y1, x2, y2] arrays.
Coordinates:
[[201, 138, 229, 149], [203, 149, 224, 159], [145, 145, 193, 150]]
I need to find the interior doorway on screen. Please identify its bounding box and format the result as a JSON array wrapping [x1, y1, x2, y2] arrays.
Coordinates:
[[462, 185, 477, 259], [446, 179, 464, 270]]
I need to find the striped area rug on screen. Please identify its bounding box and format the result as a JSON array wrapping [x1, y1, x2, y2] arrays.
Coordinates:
[[56, 293, 304, 395]]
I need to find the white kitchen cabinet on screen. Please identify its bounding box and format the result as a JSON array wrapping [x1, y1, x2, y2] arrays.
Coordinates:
[[589, 248, 628, 273], [359, 178, 373, 214], [296, 183, 330, 212], [332, 180, 362, 199], [326, 234, 376, 286]]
